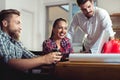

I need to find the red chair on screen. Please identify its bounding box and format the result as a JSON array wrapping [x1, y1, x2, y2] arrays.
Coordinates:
[[102, 39, 120, 53]]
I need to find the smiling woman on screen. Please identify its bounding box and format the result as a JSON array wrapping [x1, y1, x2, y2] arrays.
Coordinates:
[[42, 18, 73, 61]]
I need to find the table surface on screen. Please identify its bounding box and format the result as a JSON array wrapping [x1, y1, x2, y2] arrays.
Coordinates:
[[56, 61, 120, 67], [54, 61, 120, 80]]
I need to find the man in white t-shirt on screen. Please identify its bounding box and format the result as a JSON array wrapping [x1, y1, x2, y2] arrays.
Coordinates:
[[67, 0, 115, 53]]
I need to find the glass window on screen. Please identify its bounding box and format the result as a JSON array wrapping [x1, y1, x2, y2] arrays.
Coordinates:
[[72, 3, 80, 17]]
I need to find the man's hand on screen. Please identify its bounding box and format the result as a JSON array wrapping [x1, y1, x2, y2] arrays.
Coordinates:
[[43, 52, 62, 64]]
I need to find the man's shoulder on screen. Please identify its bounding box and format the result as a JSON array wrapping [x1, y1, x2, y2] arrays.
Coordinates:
[[95, 7, 108, 15], [76, 11, 83, 16], [95, 7, 109, 19], [0, 31, 11, 42], [0, 29, 3, 37], [0, 30, 6, 41], [72, 11, 84, 21]]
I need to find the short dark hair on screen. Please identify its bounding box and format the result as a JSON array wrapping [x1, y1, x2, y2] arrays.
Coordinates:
[[0, 9, 20, 28], [76, 0, 93, 6]]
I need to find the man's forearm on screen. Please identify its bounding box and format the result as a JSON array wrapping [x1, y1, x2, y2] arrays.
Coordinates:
[[8, 56, 45, 71]]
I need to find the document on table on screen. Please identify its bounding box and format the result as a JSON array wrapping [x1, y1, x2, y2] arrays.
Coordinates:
[[69, 54, 120, 63]]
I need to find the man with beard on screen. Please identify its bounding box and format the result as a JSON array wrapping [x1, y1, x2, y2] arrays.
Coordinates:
[[67, 0, 115, 53], [0, 9, 62, 80]]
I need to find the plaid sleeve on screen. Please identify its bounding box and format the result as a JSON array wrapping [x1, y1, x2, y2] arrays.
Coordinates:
[[0, 37, 20, 63], [42, 39, 52, 54], [17, 42, 37, 58], [22, 48, 38, 58]]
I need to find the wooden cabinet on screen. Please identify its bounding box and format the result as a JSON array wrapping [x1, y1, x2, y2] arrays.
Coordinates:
[[110, 13, 120, 39]]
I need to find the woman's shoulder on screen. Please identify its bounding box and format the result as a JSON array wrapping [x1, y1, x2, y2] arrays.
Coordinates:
[[62, 37, 70, 42], [43, 38, 53, 43]]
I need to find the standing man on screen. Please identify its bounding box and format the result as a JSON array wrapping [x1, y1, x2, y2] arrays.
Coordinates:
[[0, 9, 62, 80], [67, 0, 115, 53]]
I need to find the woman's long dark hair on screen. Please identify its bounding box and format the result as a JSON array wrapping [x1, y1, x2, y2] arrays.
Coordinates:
[[50, 18, 67, 39]]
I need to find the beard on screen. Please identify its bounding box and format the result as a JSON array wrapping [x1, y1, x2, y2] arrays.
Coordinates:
[[9, 31, 20, 41], [7, 27, 20, 41], [85, 11, 94, 18]]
